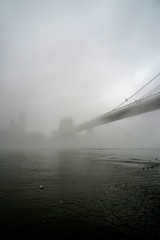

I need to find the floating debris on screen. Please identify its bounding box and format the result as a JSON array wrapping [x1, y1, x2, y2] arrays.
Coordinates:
[[59, 200, 63, 203], [40, 185, 44, 190]]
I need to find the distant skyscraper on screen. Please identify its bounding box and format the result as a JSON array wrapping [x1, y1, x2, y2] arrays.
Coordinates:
[[18, 112, 26, 132], [9, 119, 17, 132]]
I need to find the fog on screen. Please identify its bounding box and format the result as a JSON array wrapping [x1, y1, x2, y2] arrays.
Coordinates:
[[0, 0, 160, 148]]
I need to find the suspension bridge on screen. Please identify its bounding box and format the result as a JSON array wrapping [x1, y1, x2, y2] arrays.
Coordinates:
[[58, 72, 160, 136], [74, 92, 160, 133]]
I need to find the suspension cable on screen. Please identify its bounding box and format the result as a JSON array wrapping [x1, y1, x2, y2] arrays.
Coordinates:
[[140, 84, 160, 99], [114, 72, 160, 110]]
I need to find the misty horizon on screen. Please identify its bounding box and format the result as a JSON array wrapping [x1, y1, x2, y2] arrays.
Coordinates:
[[1, 0, 160, 148]]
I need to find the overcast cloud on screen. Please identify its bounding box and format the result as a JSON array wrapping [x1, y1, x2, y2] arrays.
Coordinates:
[[0, 0, 160, 147]]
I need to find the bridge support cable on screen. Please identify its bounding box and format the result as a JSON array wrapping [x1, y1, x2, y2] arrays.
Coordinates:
[[140, 84, 160, 100], [114, 72, 160, 110]]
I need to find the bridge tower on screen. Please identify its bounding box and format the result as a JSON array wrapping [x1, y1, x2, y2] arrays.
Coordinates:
[[58, 117, 74, 135]]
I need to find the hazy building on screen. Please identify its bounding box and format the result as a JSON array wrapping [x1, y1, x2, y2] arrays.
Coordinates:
[[18, 112, 26, 133], [9, 119, 17, 133]]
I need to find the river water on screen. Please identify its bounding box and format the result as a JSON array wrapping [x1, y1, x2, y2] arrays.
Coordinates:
[[0, 148, 160, 240]]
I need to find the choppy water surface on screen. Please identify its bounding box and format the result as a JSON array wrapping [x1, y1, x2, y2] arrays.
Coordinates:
[[0, 148, 160, 240]]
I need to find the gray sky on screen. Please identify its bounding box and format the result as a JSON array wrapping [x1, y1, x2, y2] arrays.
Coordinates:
[[0, 0, 160, 147]]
